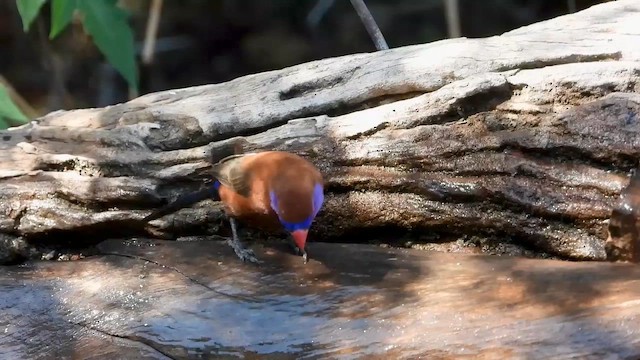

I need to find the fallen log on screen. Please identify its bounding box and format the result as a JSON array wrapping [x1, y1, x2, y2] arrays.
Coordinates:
[[1, 0, 640, 263], [2, 239, 640, 359]]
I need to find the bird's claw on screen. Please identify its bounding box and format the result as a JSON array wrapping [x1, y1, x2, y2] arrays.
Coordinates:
[[228, 217, 261, 264], [227, 238, 262, 264]]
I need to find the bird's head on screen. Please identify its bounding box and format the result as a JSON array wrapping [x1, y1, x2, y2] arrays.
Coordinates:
[[269, 182, 324, 255]]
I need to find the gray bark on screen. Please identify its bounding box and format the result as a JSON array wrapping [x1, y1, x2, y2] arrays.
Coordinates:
[[1, 0, 640, 263]]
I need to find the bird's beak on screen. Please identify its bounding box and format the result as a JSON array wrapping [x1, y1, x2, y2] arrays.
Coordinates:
[[291, 229, 308, 261]]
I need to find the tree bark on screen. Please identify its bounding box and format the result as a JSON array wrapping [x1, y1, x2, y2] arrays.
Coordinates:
[[1, 0, 640, 263]]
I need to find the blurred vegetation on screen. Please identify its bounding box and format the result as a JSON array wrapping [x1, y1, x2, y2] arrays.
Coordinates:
[[3, 0, 138, 129], [0, 0, 609, 129]]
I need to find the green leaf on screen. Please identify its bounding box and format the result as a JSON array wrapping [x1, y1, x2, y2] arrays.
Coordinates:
[[0, 117, 10, 130], [0, 85, 28, 127], [49, 0, 77, 39], [77, 0, 139, 92], [16, 0, 48, 32]]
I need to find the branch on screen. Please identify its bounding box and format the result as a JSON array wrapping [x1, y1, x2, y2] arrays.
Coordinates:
[[444, 0, 461, 38], [142, 0, 163, 65], [349, 0, 389, 50]]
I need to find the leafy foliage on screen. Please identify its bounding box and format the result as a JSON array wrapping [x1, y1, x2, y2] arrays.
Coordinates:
[[1, 0, 139, 129], [76, 0, 138, 92], [0, 85, 28, 128], [15, 0, 47, 31], [49, 0, 76, 38]]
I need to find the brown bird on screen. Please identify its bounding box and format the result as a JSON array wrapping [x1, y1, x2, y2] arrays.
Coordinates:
[[143, 151, 325, 264]]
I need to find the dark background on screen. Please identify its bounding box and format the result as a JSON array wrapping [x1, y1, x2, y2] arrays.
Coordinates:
[[0, 0, 609, 118]]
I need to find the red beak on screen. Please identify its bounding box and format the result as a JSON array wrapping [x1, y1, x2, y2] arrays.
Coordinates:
[[291, 229, 308, 251]]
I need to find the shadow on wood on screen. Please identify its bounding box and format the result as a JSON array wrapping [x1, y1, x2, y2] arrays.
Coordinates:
[[1, 240, 640, 359]]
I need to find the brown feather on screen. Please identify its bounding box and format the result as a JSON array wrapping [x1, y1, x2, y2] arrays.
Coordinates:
[[212, 153, 255, 198], [214, 151, 323, 232]]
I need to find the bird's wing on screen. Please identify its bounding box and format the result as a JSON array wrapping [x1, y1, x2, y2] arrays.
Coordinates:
[[211, 153, 257, 197]]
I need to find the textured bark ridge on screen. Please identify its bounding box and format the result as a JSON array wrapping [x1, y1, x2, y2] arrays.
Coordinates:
[[606, 169, 640, 262], [1, 0, 640, 263]]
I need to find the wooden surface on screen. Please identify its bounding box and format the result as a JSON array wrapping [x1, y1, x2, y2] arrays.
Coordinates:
[[0, 1, 640, 262], [2, 239, 640, 359]]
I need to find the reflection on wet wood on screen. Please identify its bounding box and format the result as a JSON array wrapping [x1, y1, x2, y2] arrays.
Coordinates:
[[2, 239, 640, 359]]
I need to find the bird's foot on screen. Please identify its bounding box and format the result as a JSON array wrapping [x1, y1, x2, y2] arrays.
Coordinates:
[[226, 238, 261, 264], [288, 242, 309, 263], [228, 217, 261, 264]]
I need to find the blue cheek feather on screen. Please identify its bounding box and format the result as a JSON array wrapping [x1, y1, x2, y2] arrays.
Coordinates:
[[311, 183, 324, 217], [270, 183, 324, 232], [282, 218, 313, 232], [213, 180, 221, 190]]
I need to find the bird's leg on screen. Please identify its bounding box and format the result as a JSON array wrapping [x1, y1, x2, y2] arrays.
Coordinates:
[[227, 217, 261, 264]]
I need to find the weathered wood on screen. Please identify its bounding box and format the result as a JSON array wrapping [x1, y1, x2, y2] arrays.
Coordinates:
[[606, 168, 640, 262], [1, 1, 640, 262], [2, 239, 640, 359]]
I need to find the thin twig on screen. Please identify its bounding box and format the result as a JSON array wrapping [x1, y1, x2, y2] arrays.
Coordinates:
[[444, 0, 461, 38], [349, 0, 388, 51], [142, 0, 163, 64]]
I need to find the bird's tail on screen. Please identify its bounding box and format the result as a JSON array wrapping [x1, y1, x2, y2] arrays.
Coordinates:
[[144, 138, 247, 223], [142, 183, 220, 222]]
